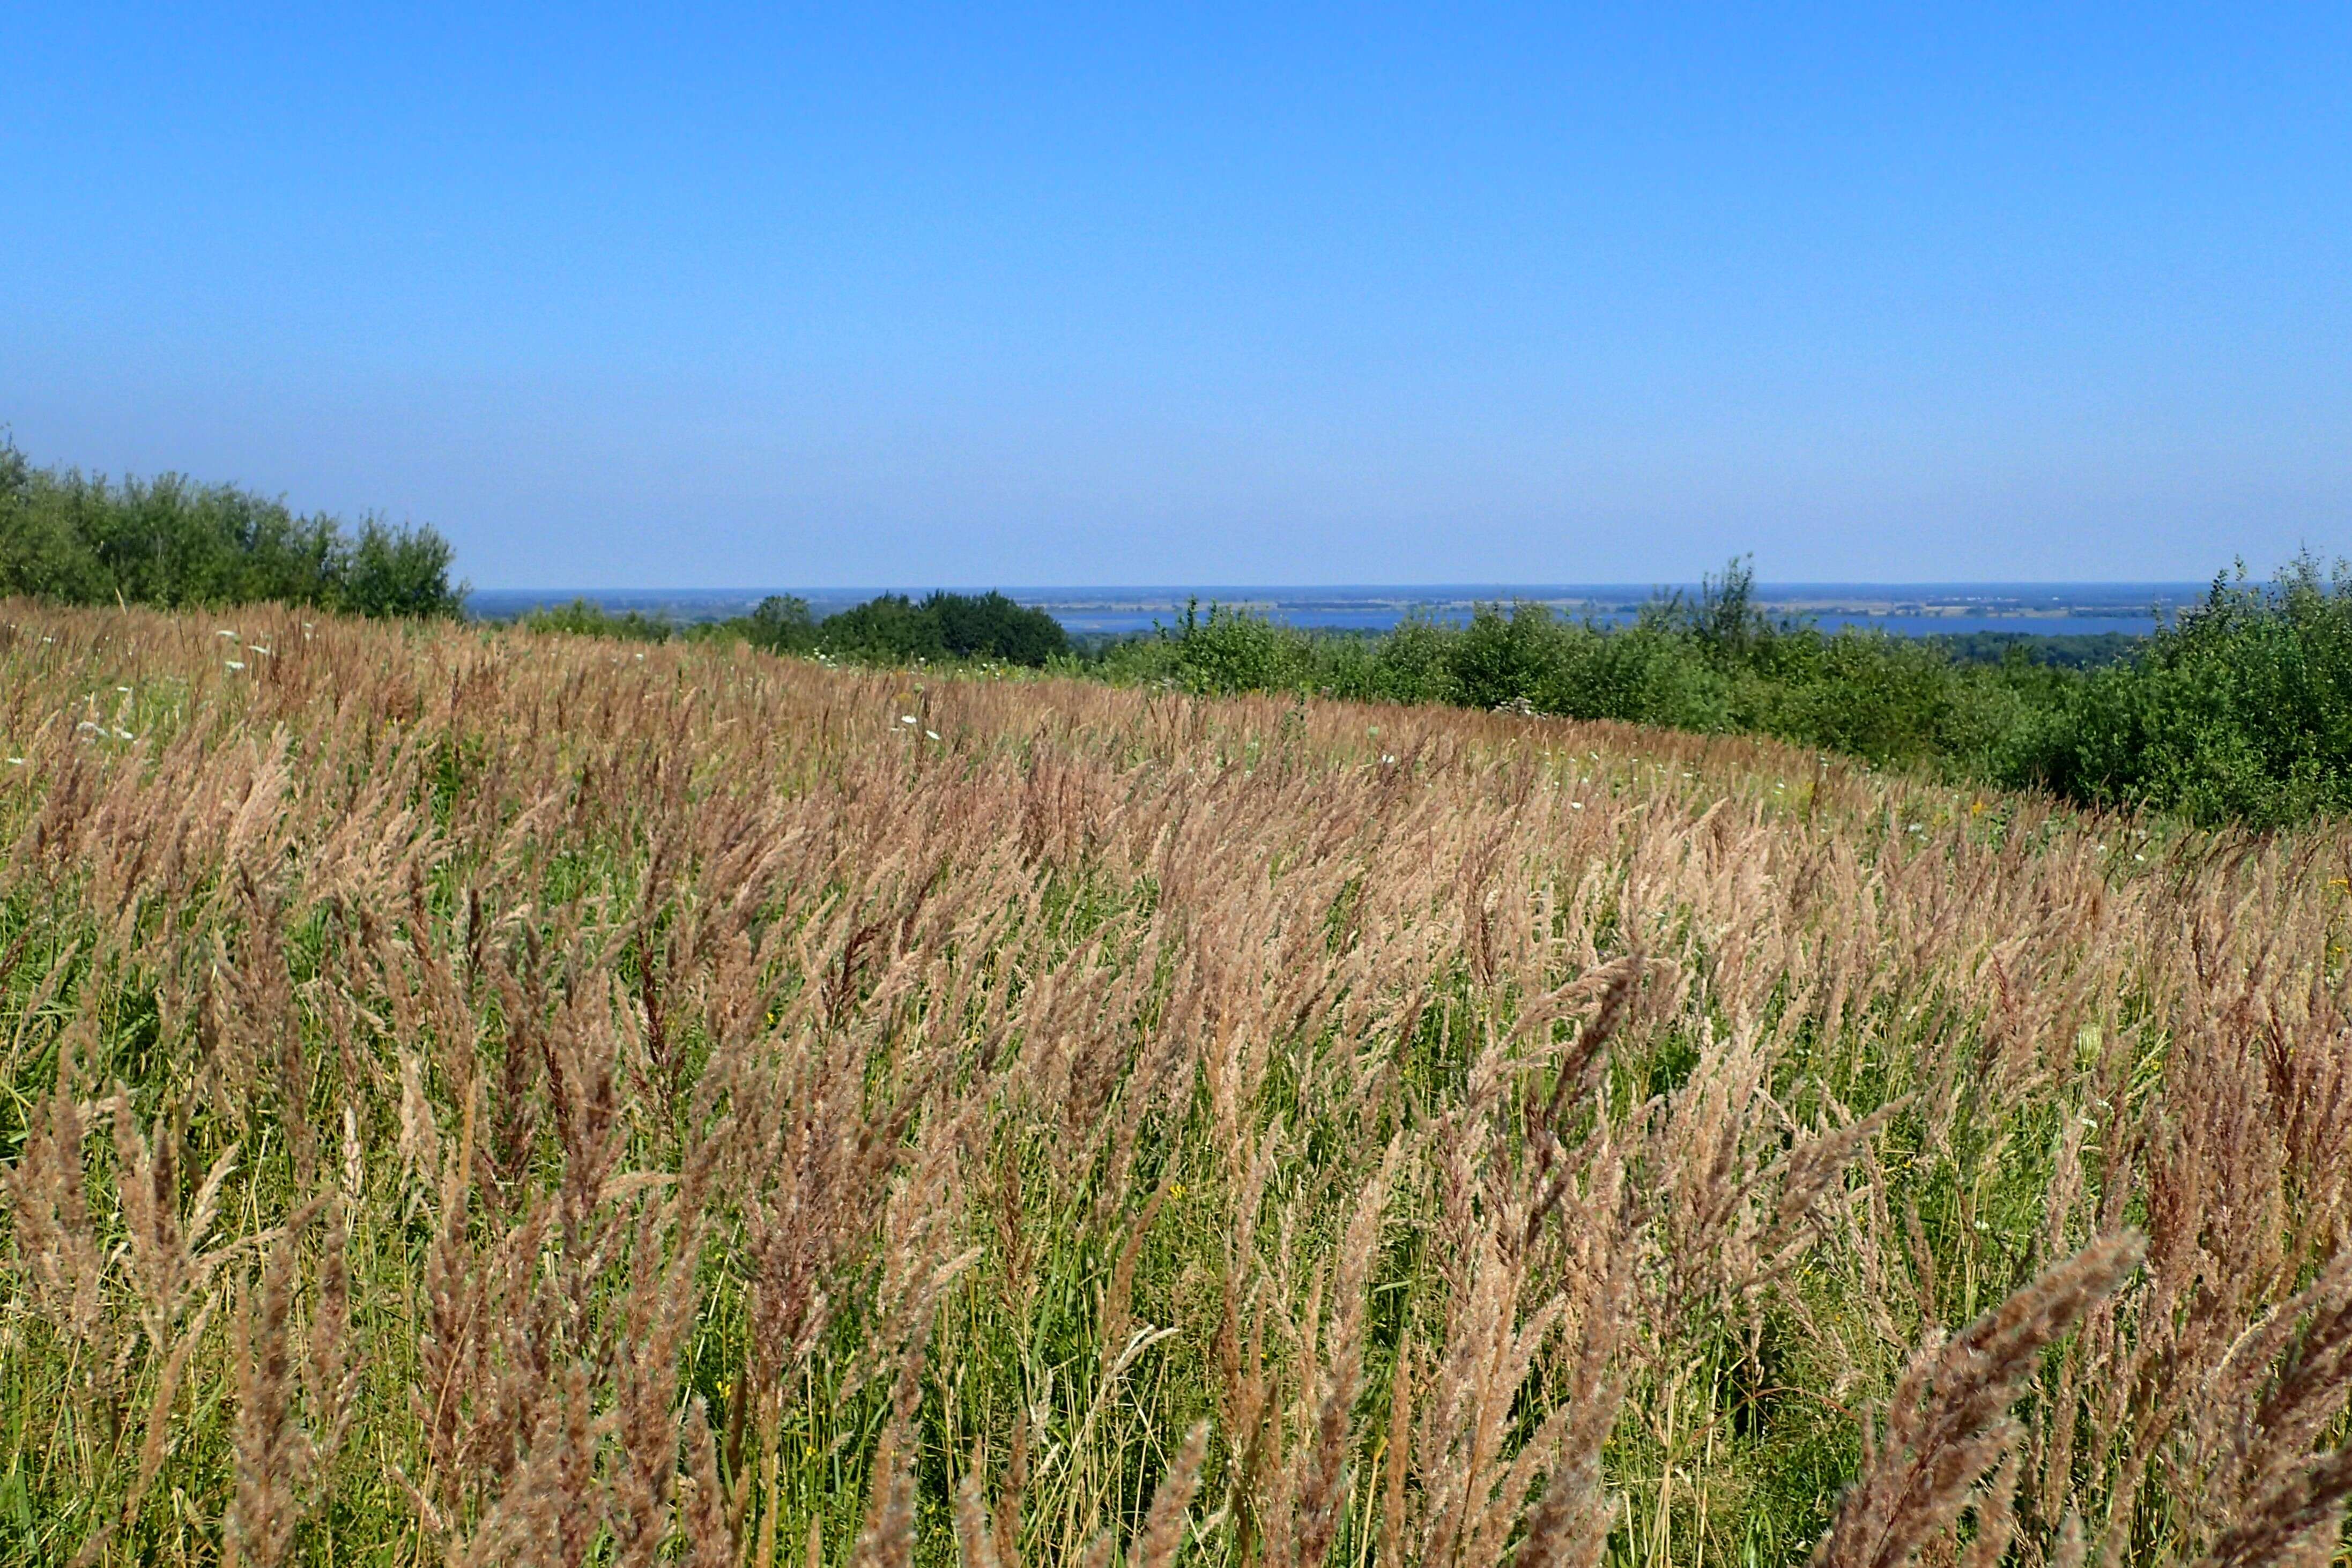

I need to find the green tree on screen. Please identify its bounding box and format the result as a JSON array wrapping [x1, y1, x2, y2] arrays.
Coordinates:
[[0, 437, 463, 617], [745, 594, 818, 653], [1168, 600, 1301, 694], [924, 590, 1069, 664]]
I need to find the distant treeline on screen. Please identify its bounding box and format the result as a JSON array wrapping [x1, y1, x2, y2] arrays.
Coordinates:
[[0, 438, 463, 617], [519, 589, 1071, 666]]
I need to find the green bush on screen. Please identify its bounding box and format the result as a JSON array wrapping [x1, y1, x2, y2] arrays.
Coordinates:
[[803, 590, 1069, 666], [2024, 557, 2352, 826], [1931, 630, 2141, 668], [1367, 613, 1458, 706], [816, 592, 940, 661], [1164, 600, 1310, 694], [339, 517, 461, 618], [0, 437, 463, 616], [925, 589, 1069, 664], [742, 594, 818, 654], [1449, 602, 1567, 710], [520, 598, 675, 642]]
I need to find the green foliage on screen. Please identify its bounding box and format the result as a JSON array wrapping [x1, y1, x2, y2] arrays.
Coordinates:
[[519, 598, 676, 642], [1931, 630, 2141, 668], [2024, 555, 2352, 826], [0, 436, 464, 617], [814, 589, 1069, 666], [1448, 601, 1568, 710], [519, 589, 1070, 667], [1092, 557, 2352, 826], [1366, 613, 1457, 706], [742, 593, 818, 653], [710, 589, 1070, 667], [922, 589, 1069, 664], [1163, 599, 1311, 694], [341, 517, 462, 619], [812, 591, 938, 660]]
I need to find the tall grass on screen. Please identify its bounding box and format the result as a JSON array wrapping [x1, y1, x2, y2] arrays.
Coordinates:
[[3, 603, 2350, 1565]]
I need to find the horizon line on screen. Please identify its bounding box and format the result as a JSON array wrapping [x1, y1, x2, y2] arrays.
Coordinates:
[[462, 578, 2220, 595]]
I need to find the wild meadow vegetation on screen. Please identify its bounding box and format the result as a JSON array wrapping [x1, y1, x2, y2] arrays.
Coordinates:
[[8, 436, 2344, 829], [1082, 560, 2352, 829], [512, 562, 2352, 832], [5, 603, 2352, 1565]]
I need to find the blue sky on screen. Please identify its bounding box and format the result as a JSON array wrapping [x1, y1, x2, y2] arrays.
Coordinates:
[[3, 4, 2347, 588]]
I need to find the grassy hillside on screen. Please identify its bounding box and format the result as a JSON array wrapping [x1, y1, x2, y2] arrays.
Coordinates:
[[510, 559, 2352, 831], [1081, 560, 2352, 829], [3, 604, 2350, 1565]]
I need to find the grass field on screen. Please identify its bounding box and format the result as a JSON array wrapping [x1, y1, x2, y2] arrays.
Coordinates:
[[3, 603, 2350, 1566]]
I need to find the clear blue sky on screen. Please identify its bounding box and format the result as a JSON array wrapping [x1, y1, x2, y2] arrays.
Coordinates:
[[4, 4, 2347, 588]]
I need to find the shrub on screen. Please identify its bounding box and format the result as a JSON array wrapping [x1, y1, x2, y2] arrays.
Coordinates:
[[817, 592, 941, 661], [743, 594, 818, 654], [520, 598, 674, 641], [2028, 556, 2352, 826], [1164, 600, 1305, 695], [810, 590, 1069, 667], [923, 589, 1068, 664], [336, 517, 463, 619], [1367, 613, 1456, 705], [0, 437, 464, 616], [1448, 603, 1566, 711]]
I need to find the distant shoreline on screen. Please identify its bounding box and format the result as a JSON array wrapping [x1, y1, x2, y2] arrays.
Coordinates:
[[466, 583, 2199, 640]]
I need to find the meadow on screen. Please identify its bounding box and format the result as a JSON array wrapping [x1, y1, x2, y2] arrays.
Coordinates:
[[1080, 561, 2352, 830], [11, 436, 2350, 832], [3, 602, 2350, 1566]]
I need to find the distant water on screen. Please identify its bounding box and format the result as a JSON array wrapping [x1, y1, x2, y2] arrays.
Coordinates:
[[466, 583, 2204, 641]]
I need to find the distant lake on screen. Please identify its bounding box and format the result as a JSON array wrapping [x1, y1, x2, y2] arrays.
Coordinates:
[[467, 583, 2205, 641]]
